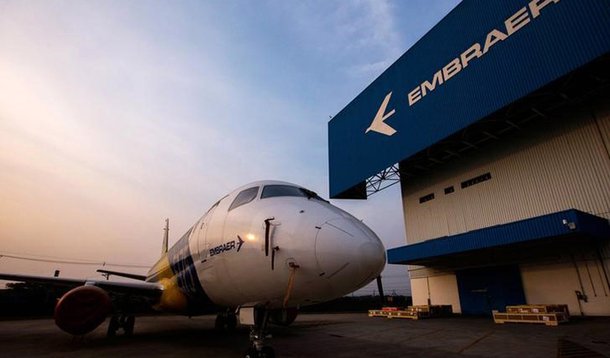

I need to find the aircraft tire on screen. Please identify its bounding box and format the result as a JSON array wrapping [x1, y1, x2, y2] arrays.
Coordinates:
[[124, 316, 135, 336], [260, 346, 275, 358], [107, 316, 119, 337], [244, 346, 275, 358], [244, 346, 258, 358], [226, 314, 237, 331], [214, 314, 226, 331]]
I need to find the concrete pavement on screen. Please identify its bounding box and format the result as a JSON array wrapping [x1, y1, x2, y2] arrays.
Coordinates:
[[0, 313, 609, 357]]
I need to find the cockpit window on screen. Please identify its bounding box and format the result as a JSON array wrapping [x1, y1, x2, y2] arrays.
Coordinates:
[[228, 187, 259, 211], [261, 185, 323, 200], [205, 196, 224, 215]]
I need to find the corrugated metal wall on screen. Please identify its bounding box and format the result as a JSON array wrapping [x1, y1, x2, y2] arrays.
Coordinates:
[[402, 100, 610, 314], [400, 100, 610, 244], [521, 253, 610, 317]]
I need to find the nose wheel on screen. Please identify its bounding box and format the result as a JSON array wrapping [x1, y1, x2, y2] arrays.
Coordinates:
[[245, 346, 274, 358], [244, 308, 275, 358]]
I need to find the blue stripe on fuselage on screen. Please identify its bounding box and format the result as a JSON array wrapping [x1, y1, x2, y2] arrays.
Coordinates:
[[168, 229, 212, 312]]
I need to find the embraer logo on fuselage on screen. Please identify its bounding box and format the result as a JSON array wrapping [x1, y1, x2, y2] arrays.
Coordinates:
[[365, 0, 561, 136]]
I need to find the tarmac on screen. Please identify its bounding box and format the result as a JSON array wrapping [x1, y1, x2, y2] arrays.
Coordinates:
[[0, 313, 609, 357]]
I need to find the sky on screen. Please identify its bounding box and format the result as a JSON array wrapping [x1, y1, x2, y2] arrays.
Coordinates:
[[0, 0, 460, 296]]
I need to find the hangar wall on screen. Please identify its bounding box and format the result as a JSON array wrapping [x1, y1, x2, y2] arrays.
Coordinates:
[[521, 259, 610, 316], [411, 275, 462, 312], [400, 101, 610, 243], [400, 99, 610, 315]]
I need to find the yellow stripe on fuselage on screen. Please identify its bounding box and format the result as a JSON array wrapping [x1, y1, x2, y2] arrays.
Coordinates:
[[146, 254, 173, 282], [146, 254, 189, 313]]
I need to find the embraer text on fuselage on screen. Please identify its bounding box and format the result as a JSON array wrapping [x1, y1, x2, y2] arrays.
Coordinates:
[[209, 241, 236, 256], [407, 0, 560, 107]]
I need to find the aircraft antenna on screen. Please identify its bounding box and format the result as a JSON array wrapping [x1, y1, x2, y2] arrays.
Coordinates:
[[162, 218, 169, 254]]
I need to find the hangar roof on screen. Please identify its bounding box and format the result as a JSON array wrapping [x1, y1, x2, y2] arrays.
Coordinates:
[[328, 0, 610, 199], [387, 209, 610, 266]]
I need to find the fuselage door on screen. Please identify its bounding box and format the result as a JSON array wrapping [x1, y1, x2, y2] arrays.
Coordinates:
[[197, 201, 221, 262]]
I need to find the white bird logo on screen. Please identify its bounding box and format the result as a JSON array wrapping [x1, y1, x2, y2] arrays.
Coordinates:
[[365, 92, 396, 136]]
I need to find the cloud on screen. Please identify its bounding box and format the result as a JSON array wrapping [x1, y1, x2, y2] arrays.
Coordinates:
[[258, 0, 402, 80], [348, 59, 394, 77]]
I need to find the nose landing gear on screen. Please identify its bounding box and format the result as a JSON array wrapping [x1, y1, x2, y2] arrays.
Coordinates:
[[243, 308, 275, 358]]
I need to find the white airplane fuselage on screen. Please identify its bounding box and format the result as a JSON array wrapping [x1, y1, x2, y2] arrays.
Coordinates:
[[146, 180, 386, 314]]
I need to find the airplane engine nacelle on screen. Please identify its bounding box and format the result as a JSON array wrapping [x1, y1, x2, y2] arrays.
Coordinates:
[[269, 308, 298, 326], [54, 285, 112, 335]]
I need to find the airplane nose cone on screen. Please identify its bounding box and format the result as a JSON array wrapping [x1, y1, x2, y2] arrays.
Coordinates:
[[315, 218, 386, 293]]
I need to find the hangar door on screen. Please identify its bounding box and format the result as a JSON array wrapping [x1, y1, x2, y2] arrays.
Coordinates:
[[456, 266, 525, 316]]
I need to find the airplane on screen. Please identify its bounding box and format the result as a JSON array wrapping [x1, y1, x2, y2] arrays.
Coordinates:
[[0, 180, 386, 358]]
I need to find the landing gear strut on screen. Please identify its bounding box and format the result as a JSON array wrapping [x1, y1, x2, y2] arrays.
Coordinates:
[[107, 314, 135, 337], [245, 309, 274, 358]]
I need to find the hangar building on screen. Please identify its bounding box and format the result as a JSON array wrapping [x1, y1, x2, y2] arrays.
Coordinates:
[[328, 0, 610, 315]]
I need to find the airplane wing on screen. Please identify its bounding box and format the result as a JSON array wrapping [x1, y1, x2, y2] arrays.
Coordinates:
[[0, 272, 163, 299], [96, 269, 147, 281], [1, 272, 165, 335]]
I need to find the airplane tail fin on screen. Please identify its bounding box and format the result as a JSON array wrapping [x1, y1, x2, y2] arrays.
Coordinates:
[[162, 218, 169, 255]]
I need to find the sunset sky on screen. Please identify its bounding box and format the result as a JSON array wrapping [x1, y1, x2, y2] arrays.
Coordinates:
[[0, 0, 460, 295]]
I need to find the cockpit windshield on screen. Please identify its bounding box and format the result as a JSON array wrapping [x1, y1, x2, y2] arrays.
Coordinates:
[[228, 187, 259, 211], [261, 185, 325, 201]]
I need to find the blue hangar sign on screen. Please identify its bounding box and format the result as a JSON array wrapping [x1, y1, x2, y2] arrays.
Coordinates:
[[328, 0, 610, 199]]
